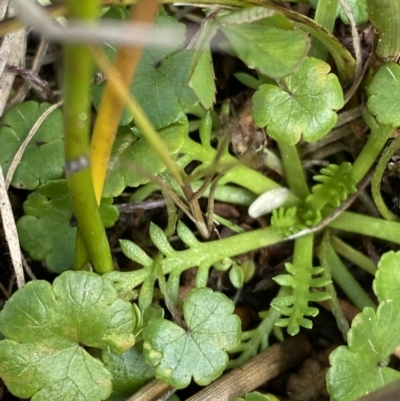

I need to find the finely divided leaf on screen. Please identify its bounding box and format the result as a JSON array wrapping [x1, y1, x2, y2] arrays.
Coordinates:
[[252, 57, 344, 145], [0, 101, 64, 189], [143, 287, 241, 388], [0, 271, 136, 401]]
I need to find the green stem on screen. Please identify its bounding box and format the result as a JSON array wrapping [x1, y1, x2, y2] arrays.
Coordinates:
[[325, 242, 376, 310], [63, 0, 113, 273], [371, 134, 400, 222], [329, 211, 400, 245], [330, 235, 376, 276], [366, 0, 400, 61], [278, 142, 309, 199], [162, 226, 284, 274], [320, 231, 350, 339], [351, 113, 394, 184], [181, 138, 300, 208]]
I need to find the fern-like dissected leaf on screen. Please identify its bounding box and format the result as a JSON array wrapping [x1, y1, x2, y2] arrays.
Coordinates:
[[270, 207, 306, 236], [150, 223, 175, 256], [304, 163, 357, 224], [271, 263, 331, 335]]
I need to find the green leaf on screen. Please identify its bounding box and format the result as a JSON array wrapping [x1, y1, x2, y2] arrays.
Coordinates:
[[0, 101, 64, 189], [221, 20, 310, 79], [17, 179, 119, 273], [229, 263, 244, 289], [327, 303, 400, 401], [252, 57, 344, 145], [120, 239, 154, 267], [232, 391, 275, 401], [310, 0, 368, 24], [367, 63, 400, 127], [189, 49, 216, 110], [338, 0, 368, 24], [271, 261, 330, 336], [103, 344, 154, 399], [327, 250, 400, 400], [93, 16, 197, 129], [374, 250, 400, 305], [143, 287, 241, 388], [103, 118, 188, 197], [0, 271, 136, 401]]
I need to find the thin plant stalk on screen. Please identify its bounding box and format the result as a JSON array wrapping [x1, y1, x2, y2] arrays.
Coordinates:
[[63, 0, 113, 273]]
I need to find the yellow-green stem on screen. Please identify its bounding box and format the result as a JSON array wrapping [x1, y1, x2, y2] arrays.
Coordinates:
[[63, 0, 113, 273]]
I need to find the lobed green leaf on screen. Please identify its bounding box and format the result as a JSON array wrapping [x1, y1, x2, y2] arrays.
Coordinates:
[[367, 63, 400, 127], [143, 287, 241, 388], [17, 179, 118, 273], [252, 57, 344, 145], [0, 101, 64, 189], [0, 271, 136, 401]]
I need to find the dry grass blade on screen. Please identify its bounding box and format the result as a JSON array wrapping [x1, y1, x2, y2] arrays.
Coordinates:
[[8, 38, 50, 107], [0, 165, 24, 288], [0, 2, 26, 117], [339, 0, 365, 104], [0, 0, 9, 20]]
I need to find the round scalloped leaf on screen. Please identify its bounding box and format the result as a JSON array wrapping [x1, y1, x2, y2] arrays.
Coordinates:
[[327, 302, 400, 401], [221, 21, 310, 79], [103, 118, 188, 197], [252, 57, 344, 145], [374, 251, 400, 304], [0, 270, 136, 401], [93, 16, 197, 129], [102, 344, 154, 400], [0, 101, 64, 189], [142, 287, 241, 388], [367, 63, 400, 127], [17, 179, 119, 273]]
